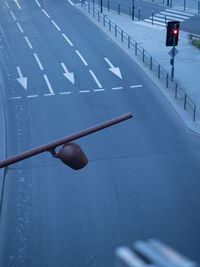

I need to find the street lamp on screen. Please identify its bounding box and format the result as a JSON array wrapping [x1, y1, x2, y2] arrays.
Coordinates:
[[0, 113, 132, 170]]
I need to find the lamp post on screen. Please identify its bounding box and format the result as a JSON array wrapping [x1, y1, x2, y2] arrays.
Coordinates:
[[0, 113, 132, 170]]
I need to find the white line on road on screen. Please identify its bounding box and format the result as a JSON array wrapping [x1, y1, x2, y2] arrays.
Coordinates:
[[165, 9, 194, 16], [160, 11, 188, 19], [33, 53, 44, 70], [89, 70, 102, 88], [130, 85, 143, 88], [44, 93, 55, 96], [62, 33, 73, 46], [24, 36, 33, 49], [17, 22, 24, 33], [42, 9, 50, 18], [35, 0, 41, 7], [5, 1, 10, 8], [9, 96, 22, 100], [75, 50, 88, 66], [43, 74, 55, 95], [79, 90, 90, 93], [27, 95, 39, 98], [13, 0, 21, 9], [112, 87, 123, 90], [59, 91, 71, 95], [51, 20, 61, 31], [68, 0, 74, 5], [93, 88, 105, 92], [10, 11, 16, 20]]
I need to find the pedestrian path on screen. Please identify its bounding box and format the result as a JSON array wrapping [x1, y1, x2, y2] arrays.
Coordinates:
[[143, 8, 194, 28]]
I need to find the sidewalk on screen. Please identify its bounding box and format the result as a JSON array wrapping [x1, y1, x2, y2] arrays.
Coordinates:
[[79, 3, 200, 133], [142, 0, 200, 13]]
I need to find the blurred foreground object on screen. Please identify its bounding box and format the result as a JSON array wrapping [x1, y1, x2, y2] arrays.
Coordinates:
[[115, 239, 198, 267]]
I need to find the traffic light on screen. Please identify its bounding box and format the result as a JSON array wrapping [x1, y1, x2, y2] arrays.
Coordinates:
[[166, 21, 179, 46]]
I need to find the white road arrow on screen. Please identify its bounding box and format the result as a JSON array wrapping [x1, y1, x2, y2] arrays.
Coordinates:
[[61, 63, 74, 85], [104, 57, 122, 79], [16, 66, 27, 90]]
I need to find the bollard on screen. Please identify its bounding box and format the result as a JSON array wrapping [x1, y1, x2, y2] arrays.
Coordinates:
[[128, 36, 130, 48], [135, 42, 137, 55], [109, 20, 111, 31], [152, 10, 154, 24], [98, 10, 100, 21], [115, 24, 117, 36], [175, 83, 178, 98], [118, 3, 120, 14], [93, 6, 95, 16], [103, 15, 106, 26], [142, 49, 145, 62]]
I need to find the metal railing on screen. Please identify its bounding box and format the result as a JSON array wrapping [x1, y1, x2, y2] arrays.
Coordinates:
[[82, 1, 197, 122]]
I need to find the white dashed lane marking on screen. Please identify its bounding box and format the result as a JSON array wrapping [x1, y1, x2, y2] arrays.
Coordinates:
[[24, 36, 33, 49], [62, 33, 73, 46], [75, 50, 88, 66], [89, 70, 102, 88], [42, 9, 51, 18], [17, 22, 24, 33], [51, 20, 61, 31], [33, 53, 44, 70], [10, 11, 16, 20]]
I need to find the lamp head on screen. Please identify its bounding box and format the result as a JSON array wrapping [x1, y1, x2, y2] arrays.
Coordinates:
[[56, 143, 88, 170]]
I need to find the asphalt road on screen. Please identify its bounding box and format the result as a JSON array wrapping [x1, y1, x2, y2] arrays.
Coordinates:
[[0, 0, 200, 266]]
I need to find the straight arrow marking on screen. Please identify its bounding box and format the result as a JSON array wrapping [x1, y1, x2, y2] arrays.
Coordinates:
[[104, 57, 122, 79], [16, 66, 27, 90], [61, 63, 74, 85]]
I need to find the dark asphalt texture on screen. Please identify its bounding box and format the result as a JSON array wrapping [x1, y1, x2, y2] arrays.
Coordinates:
[[0, 0, 200, 266]]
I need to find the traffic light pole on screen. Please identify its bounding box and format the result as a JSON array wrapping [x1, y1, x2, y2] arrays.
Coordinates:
[[170, 36, 175, 81]]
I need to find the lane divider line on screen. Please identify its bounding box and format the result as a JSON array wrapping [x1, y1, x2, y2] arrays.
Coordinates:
[[10, 11, 16, 20], [35, 0, 41, 7], [27, 95, 39, 98], [24, 36, 33, 49], [9, 96, 22, 100], [5, 1, 10, 9], [89, 70, 102, 88], [62, 33, 73, 46], [112, 87, 123, 90], [75, 50, 88, 66], [51, 20, 61, 31], [59, 91, 71, 95], [130, 85, 143, 88], [42, 9, 50, 18], [33, 53, 44, 70], [68, 0, 74, 5], [13, 0, 21, 9], [79, 90, 90, 93], [94, 89, 105, 92], [43, 74, 55, 95], [17, 22, 24, 33]]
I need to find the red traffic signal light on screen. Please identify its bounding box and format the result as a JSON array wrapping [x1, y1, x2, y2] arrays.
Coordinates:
[[166, 21, 180, 46]]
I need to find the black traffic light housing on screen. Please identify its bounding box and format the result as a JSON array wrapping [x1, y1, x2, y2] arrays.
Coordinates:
[[166, 21, 179, 46]]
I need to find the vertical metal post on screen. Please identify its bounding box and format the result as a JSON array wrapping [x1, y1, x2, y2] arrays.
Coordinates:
[[138, 8, 141, 21], [150, 56, 152, 70], [118, 4, 120, 14], [171, 36, 176, 81], [103, 15, 106, 26], [128, 36, 130, 48], [167, 0, 169, 6], [108, 0, 109, 11], [132, 0, 135, 20], [100, 0, 103, 13], [121, 30, 123, 42], [88, 2, 90, 13], [98, 10, 100, 21], [115, 24, 117, 36], [184, 94, 187, 109], [193, 105, 196, 122], [142, 49, 145, 62], [135, 42, 137, 55], [175, 83, 178, 98], [158, 65, 160, 79], [152, 10, 154, 24], [93, 6, 95, 16], [109, 20, 111, 31], [184, 0, 186, 11], [166, 73, 169, 88], [170, 0, 172, 7]]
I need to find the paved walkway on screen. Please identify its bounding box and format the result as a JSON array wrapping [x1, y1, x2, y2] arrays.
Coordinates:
[[79, 2, 200, 132], [142, 0, 200, 13]]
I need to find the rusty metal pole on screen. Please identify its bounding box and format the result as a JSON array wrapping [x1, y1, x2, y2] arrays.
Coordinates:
[[0, 113, 132, 169]]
